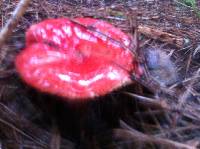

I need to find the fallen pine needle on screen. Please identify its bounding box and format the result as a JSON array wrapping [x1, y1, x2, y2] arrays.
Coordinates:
[[0, 0, 31, 49]]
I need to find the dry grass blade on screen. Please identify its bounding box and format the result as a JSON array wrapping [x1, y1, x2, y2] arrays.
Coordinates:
[[178, 69, 200, 108], [0, 0, 31, 49], [0, 109, 48, 148], [113, 128, 196, 149], [0, 103, 75, 149], [123, 92, 169, 109]]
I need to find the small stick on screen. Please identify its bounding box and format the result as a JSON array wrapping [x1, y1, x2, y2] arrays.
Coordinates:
[[0, 0, 31, 49], [138, 25, 184, 47], [178, 69, 200, 108]]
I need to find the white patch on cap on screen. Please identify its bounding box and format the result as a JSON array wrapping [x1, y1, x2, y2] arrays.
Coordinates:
[[46, 24, 53, 30], [107, 70, 120, 80], [52, 35, 61, 45], [40, 28, 47, 38], [42, 80, 50, 87], [58, 74, 71, 82], [88, 91, 96, 97], [29, 51, 67, 65], [93, 32, 107, 41], [107, 68, 129, 84], [78, 73, 104, 86], [53, 29, 65, 38], [74, 27, 97, 42], [62, 26, 72, 37], [123, 38, 130, 46]]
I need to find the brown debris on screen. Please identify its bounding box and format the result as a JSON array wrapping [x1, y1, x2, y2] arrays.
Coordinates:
[[138, 25, 185, 48]]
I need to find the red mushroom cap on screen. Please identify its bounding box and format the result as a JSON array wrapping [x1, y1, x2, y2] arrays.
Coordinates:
[[15, 18, 141, 100]]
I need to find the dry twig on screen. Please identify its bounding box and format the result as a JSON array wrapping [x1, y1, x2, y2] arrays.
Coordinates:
[[138, 25, 185, 47], [0, 0, 31, 49]]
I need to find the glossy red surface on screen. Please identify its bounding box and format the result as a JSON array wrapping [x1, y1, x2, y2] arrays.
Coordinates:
[[15, 18, 141, 100]]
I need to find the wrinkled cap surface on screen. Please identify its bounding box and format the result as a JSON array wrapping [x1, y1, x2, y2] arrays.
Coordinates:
[[15, 18, 141, 100]]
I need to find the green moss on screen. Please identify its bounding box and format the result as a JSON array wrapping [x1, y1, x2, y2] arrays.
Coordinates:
[[180, 0, 200, 17], [182, 0, 196, 7]]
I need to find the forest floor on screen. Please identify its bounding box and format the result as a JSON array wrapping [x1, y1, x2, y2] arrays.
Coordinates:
[[0, 0, 200, 148]]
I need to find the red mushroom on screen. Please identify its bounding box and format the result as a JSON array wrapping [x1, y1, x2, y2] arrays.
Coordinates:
[[15, 18, 142, 100]]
